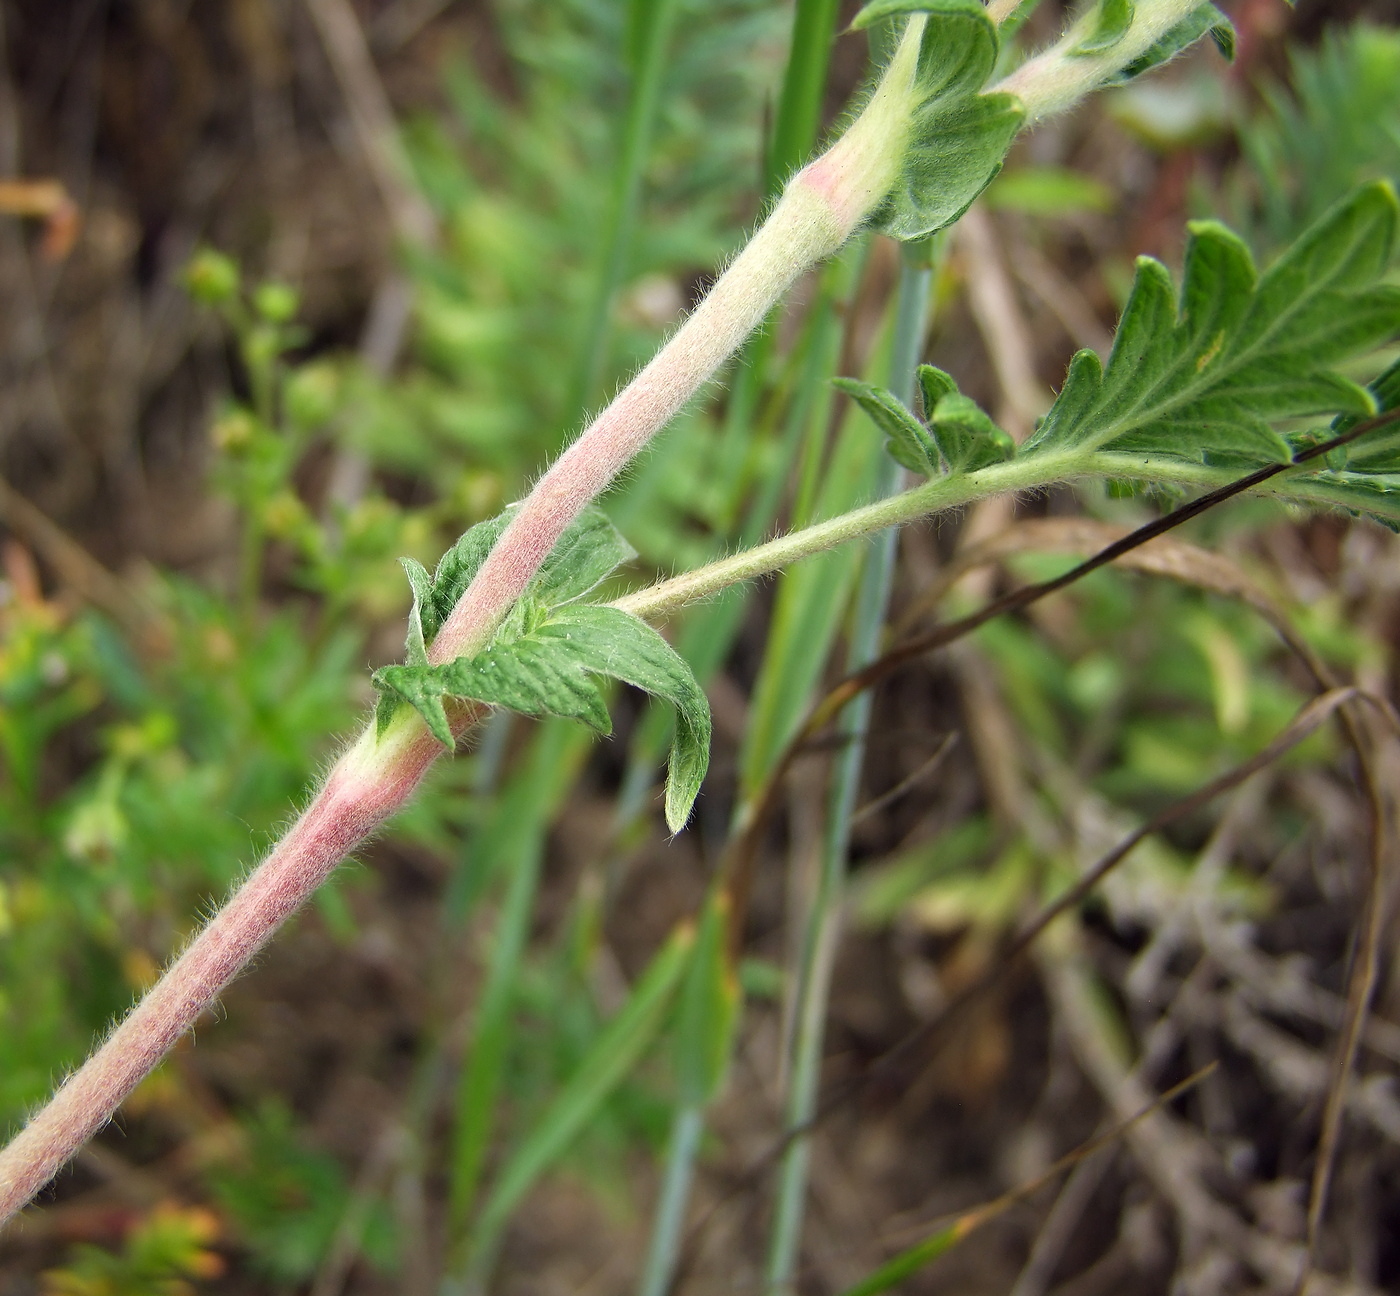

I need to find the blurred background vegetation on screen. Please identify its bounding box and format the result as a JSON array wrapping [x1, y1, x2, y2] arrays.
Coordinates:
[[2, 0, 1400, 1292]]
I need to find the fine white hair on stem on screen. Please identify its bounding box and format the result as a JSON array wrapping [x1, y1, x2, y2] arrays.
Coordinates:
[[0, 3, 1225, 1227]]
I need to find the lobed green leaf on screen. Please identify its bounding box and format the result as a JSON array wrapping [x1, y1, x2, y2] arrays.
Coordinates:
[[834, 376, 940, 475], [1279, 357, 1400, 528], [838, 365, 1013, 476], [537, 606, 711, 833], [861, 0, 1024, 242], [376, 508, 709, 831], [1025, 183, 1400, 464]]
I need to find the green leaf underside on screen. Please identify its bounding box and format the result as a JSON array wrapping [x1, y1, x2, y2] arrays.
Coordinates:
[[860, 1, 1025, 241], [877, 94, 1025, 241], [835, 376, 940, 474], [1025, 183, 1400, 465], [1109, 2, 1235, 81], [837, 365, 1015, 476], [376, 507, 709, 831]]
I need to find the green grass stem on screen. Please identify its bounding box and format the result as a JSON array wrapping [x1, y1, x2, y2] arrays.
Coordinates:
[[636, 1103, 707, 1296], [451, 923, 694, 1291], [764, 245, 934, 1294], [569, 0, 683, 412], [445, 722, 589, 1245]]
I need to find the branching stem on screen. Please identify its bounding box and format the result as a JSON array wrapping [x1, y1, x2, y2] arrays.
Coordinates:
[[0, 0, 1241, 1225]]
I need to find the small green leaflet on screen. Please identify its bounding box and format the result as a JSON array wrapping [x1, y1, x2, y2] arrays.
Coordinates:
[[1108, 2, 1236, 79], [836, 364, 1015, 475], [375, 507, 711, 832], [1026, 182, 1400, 465], [1070, 0, 1235, 71], [854, 0, 1023, 241], [1074, 0, 1134, 56], [398, 505, 635, 666]]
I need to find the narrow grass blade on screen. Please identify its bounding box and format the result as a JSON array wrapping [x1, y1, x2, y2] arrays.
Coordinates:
[[766, 0, 843, 193], [636, 1103, 707, 1296], [460, 922, 695, 1284], [765, 243, 936, 1293], [446, 720, 590, 1237], [570, 0, 683, 410]]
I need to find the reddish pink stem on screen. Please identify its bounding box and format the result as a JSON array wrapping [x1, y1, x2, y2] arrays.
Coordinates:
[[0, 718, 446, 1223], [0, 20, 928, 1225]]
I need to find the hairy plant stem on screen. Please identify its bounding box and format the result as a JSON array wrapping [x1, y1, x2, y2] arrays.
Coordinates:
[[991, 0, 1207, 121], [426, 18, 926, 665], [1, 425, 1365, 1222], [0, 20, 926, 1228], [0, 1, 1223, 1224], [610, 445, 1400, 624], [0, 705, 465, 1224]]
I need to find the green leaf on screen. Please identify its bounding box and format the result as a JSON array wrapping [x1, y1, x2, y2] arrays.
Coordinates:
[[835, 376, 939, 475], [1109, 2, 1235, 83], [928, 392, 1017, 470], [875, 93, 1024, 241], [862, 0, 1024, 242], [1074, 0, 1134, 57], [1025, 182, 1400, 464], [1281, 357, 1400, 527], [413, 505, 632, 650], [422, 510, 513, 642], [917, 363, 957, 414], [375, 534, 712, 831], [838, 366, 1012, 476], [908, 0, 1001, 103], [538, 606, 712, 832], [850, 0, 1001, 105], [400, 557, 434, 666], [529, 507, 637, 605]]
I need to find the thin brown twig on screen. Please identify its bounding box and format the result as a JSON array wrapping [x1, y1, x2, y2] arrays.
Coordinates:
[[848, 732, 958, 826], [875, 1062, 1218, 1250]]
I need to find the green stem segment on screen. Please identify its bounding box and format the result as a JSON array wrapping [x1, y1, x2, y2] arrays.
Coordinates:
[[636, 1104, 707, 1296], [764, 246, 934, 1295]]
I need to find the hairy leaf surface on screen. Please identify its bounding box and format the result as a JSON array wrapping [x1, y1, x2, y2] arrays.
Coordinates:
[[377, 509, 708, 830], [1107, 1, 1235, 80], [858, 0, 1024, 241], [1026, 183, 1400, 464], [837, 365, 1014, 476]]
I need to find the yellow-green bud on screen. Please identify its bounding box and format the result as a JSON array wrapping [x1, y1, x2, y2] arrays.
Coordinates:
[[211, 408, 257, 454], [184, 248, 240, 305], [285, 362, 340, 429], [254, 281, 299, 323]]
